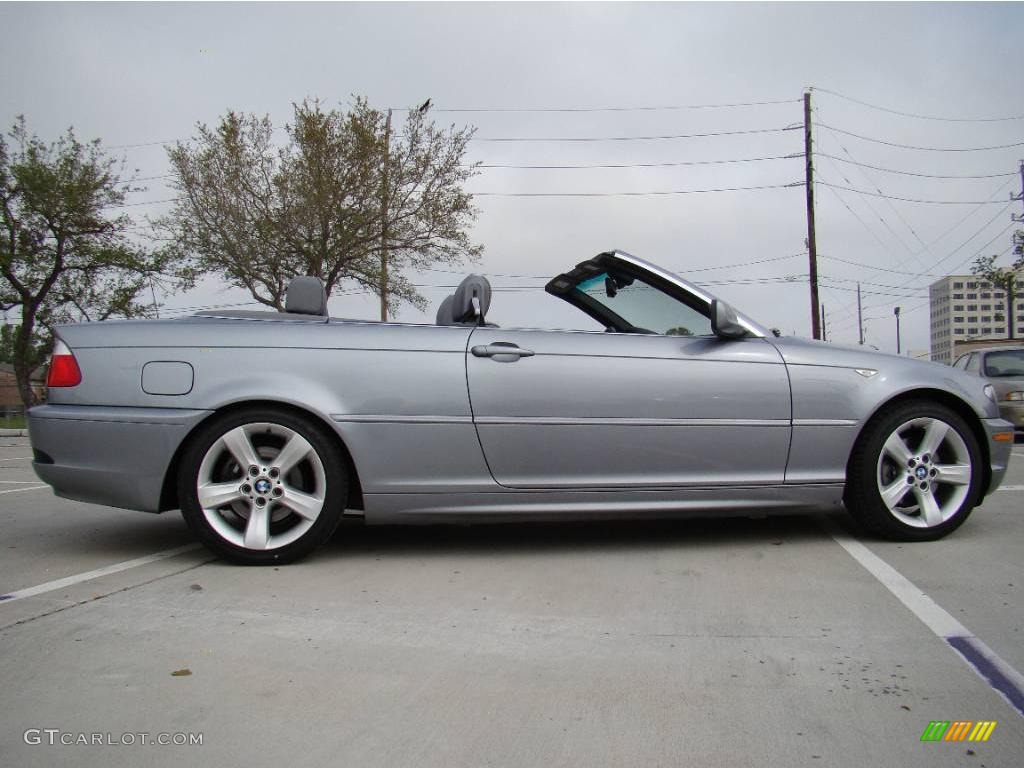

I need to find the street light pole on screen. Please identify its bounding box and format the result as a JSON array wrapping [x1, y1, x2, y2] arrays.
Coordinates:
[[379, 108, 392, 323], [894, 306, 902, 355]]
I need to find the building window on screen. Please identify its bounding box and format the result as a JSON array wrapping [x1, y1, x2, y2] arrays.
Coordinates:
[[967, 305, 977, 311], [967, 282, 977, 289], [968, 327, 979, 335], [953, 316, 964, 323], [981, 304, 991, 311], [953, 304, 963, 311], [982, 316, 992, 323], [982, 327, 992, 334], [955, 329, 964, 335], [953, 282, 964, 289], [953, 293, 964, 299]]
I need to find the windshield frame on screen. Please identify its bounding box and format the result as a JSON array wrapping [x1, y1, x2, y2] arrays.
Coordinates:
[[544, 250, 768, 338]]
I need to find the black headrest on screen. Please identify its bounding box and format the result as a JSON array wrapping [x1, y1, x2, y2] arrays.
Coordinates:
[[452, 274, 492, 324], [285, 276, 328, 316]]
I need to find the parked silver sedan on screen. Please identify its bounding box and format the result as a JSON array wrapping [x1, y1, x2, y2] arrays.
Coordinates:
[[29, 251, 1015, 563], [953, 345, 1024, 439]]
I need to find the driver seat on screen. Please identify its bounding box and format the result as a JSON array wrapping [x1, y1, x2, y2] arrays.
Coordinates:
[[436, 274, 495, 326]]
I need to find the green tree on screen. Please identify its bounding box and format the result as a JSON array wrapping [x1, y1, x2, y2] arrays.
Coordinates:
[[0, 117, 177, 407], [157, 98, 482, 313], [971, 241, 1024, 341]]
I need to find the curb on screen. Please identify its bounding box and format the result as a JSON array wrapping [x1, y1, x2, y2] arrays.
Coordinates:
[[0, 429, 27, 437]]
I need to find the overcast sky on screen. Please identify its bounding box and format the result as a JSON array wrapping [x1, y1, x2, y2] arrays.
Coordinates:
[[2, 1, 1022, 354]]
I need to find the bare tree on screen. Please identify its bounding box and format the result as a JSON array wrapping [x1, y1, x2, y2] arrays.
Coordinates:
[[157, 98, 482, 312]]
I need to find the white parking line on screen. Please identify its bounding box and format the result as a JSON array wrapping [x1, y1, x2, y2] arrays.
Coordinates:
[[0, 485, 47, 495], [0, 456, 33, 462], [823, 519, 1024, 717], [0, 543, 203, 604], [997, 485, 1024, 491]]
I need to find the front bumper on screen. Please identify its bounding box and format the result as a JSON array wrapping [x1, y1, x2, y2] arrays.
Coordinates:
[[29, 404, 211, 513], [996, 402, 1024, 437], [982, 417, 1015, 496]]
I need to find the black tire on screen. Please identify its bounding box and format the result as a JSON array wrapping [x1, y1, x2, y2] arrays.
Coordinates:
[[843, 399, 983, 541], [178, 407, 347, 564]]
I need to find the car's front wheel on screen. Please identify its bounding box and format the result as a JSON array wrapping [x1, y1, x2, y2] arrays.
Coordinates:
[[844, 400, 984, 541], [178, 408, 346, 564]]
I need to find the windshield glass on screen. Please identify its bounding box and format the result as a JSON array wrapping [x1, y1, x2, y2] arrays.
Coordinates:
[[983, 349, 1024, 377], [575, 272, 712, 336]]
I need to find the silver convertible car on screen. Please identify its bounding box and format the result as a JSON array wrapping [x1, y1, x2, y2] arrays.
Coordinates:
[[29, 251, 1015, 564]]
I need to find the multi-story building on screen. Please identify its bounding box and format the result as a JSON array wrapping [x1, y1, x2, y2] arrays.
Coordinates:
[[929, 272, 1024, 364]]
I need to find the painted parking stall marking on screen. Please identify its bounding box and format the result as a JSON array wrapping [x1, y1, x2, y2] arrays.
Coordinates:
[[824, 519, 1024, 718], [0, 544, 203, 603], [0, 485, 47, 495]]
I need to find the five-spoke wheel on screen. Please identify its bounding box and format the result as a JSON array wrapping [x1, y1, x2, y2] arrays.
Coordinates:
[[845, 400, 982, 540], [179, 408, 346, 564]]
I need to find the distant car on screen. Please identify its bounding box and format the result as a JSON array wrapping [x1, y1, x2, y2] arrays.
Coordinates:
[[953, 346, 1024, 440], [29, 250, 1015, 564]]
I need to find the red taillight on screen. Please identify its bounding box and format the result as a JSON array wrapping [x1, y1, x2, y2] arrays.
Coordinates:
[[47, 340, 82, 387]]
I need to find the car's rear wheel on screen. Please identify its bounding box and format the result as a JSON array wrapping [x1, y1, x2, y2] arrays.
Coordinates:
[[178, 407, 346, 564], [844, 400, 983, 541]]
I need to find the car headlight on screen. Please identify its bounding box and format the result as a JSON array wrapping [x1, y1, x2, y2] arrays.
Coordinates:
[[1005, 390, 1024, 402], [983, 384, 997, 403]]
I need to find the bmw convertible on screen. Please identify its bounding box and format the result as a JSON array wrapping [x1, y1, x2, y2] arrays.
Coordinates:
[[29, 251, 1015, 563]]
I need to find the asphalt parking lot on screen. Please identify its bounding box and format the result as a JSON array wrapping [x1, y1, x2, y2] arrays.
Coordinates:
[[1, 436, 1021, 767]]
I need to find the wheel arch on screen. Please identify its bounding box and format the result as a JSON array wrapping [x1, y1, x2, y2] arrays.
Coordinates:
[[849, 387, 991, 498], [158, 399, 364, 513]]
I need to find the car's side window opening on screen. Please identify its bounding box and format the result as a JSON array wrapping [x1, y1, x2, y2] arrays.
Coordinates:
[[574, 272, 713, 336]]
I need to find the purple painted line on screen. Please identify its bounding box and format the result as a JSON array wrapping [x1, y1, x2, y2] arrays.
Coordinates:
[[947, 635, 1024, 717], [0, 595, 13, 601]]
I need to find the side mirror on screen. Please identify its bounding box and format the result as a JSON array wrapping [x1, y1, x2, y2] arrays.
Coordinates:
[[711, 299, 748, 339]]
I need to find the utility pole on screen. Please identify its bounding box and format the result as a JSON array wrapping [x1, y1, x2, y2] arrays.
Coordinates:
[[894, 306, 902, 355], [1007, 160, 1024, 340], [821, 304, 826, 341], [804, 91, 821, 340], [1012, 159, 1023, 224], [149, 275, 160, 319], [857, 282, 864, 345], [379, 108, 392, 322]]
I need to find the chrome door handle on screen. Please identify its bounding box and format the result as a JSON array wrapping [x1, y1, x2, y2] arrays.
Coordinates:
[[471, 343, 535, 359]]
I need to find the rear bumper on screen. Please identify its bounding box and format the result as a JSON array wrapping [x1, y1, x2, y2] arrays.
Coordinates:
[[28, 404, 211, 513], [983, 417, 1015, 496]]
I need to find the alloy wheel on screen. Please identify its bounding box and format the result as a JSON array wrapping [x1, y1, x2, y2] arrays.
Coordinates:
[[196, 422, 327, 550]]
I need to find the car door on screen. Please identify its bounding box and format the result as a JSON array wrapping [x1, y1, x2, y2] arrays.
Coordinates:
[[465, 253, 792, 489]]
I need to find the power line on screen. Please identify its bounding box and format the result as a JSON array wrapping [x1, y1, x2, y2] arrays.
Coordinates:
[[816, 153, 1016, 180], [818, 123, 933, 264], [815, 123, 1024, 152], [811, 86, 1024, 123], [820, 254, 943, 278], [403, 98, 801, 113], [816, 181, 1012, 205], [473, 126, 801, 143], [472, 182, 802, 197], [113, 182, 803, 209], [418, 252, 805, 281], [478, 153, 801, 170]]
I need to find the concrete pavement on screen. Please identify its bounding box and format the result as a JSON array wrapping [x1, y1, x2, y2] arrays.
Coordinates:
[[1, 437, 1021, 767]]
